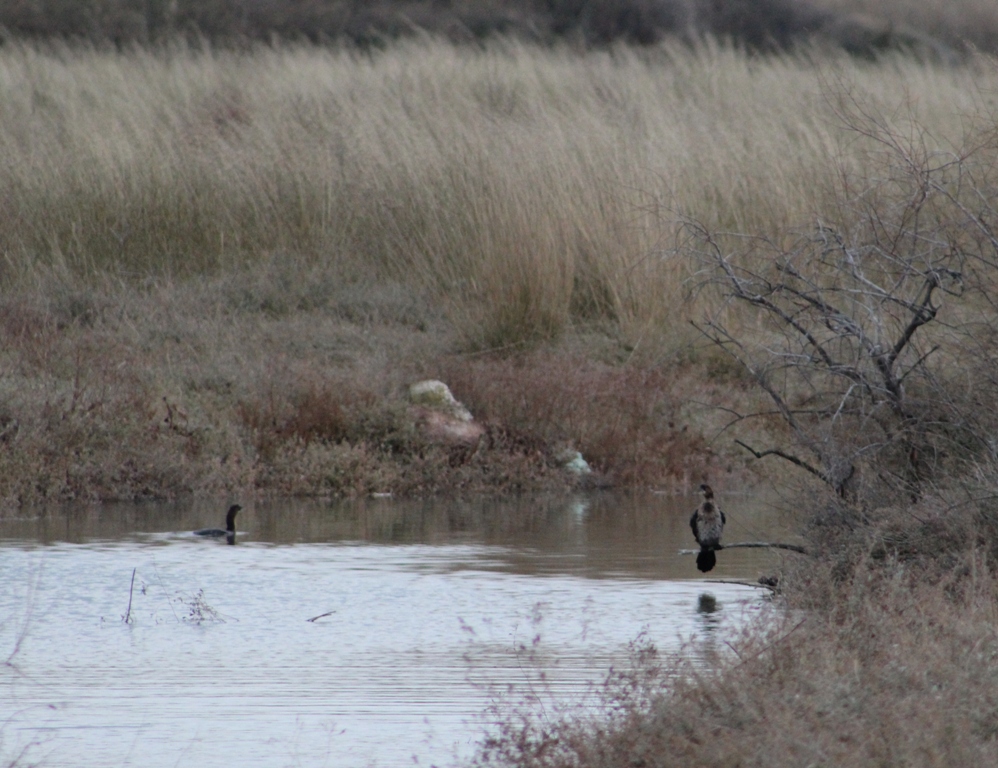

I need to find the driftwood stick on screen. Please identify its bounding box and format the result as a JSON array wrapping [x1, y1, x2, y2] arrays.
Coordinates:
[[679, 541, 808, 555], [307, 611, 336, 623], [123, 567, 136, 624]]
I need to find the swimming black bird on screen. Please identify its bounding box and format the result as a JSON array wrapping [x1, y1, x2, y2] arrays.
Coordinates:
[[194, 504, 241, 544], [689, 484, 725, 573]]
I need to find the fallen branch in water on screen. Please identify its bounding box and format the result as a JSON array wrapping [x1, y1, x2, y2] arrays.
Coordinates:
[[678, 541, 808, 555]]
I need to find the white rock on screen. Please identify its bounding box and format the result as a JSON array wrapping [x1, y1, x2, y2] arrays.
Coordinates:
[[408, 380, 474, 422], [557, 448, 592, 475]]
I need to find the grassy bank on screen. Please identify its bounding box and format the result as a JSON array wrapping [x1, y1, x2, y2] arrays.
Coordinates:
[[0, 40, 995, 507]]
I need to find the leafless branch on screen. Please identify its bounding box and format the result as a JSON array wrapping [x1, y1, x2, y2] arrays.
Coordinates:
[[678, 541, 809, 555], [734, 439, 831, 487]]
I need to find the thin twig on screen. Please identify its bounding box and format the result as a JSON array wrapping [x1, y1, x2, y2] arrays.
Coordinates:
[[701, 578, 777, 591], [734, 439, 831, 488], [123, 568, 136, 624]]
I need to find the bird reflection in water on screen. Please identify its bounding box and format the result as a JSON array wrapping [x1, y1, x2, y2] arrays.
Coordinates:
[[696, 592, 721, 633]]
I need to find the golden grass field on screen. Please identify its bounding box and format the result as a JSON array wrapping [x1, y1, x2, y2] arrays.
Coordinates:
[[5, 37, 998, 764]]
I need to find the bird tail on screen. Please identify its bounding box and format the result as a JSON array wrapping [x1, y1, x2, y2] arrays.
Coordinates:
[[696, 548, 717, 573]]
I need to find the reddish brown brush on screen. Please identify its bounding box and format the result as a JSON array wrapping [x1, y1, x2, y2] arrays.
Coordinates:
[[439, 352, 715, 489], [237, 373, 385, 459]]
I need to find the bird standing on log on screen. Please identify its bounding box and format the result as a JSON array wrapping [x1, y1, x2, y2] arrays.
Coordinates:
[[690, 484, 725, 573]]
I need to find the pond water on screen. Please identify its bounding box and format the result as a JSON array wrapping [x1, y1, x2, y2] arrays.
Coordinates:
[[0, 492, 787, 767]]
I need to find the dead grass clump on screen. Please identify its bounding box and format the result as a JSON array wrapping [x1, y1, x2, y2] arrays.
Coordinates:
[[438, 353, 717, 490], [236, 374, 402, 460], [0, 343, 199, 505], [252, 439, 405, 497], [3, 41, 988, 351], [407, 423, 566, 495], [249, 411, 566, 497], [233, 362, 576, 496]]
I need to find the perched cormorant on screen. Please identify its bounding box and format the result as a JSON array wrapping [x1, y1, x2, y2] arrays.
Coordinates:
[[689, 484, 725, 573], [194, 504, 241, 544]]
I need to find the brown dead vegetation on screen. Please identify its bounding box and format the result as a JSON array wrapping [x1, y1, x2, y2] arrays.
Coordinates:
[[0, 276, 732, 508], [439, 353, 717, 489], [2, 38, 998, 765], [473, 555, 998, 767]]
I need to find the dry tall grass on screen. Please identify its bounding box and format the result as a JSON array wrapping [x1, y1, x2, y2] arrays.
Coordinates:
[[0, 40, 990, 350]]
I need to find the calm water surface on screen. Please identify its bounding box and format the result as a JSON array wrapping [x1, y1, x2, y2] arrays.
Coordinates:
[[0, 493, 786, 767]]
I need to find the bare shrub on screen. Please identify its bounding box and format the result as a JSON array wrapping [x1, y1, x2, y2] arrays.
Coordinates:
[[689, 87, 998, 506], [178, 589, 225, 624]]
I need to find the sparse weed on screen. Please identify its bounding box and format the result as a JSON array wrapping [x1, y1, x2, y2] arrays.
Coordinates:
[[177, 589, 225, 625]]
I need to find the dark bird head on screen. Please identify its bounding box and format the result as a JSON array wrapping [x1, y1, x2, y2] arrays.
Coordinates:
[[700, 483, 714, 499], [225, 504, 241, 527]]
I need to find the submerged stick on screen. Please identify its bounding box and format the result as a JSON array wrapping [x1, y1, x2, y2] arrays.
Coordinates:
[[123, 567, 136, 624], [307, 611, 336, 623], [678, 541, 808, 555]]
